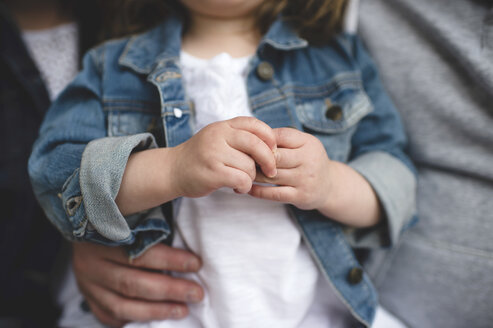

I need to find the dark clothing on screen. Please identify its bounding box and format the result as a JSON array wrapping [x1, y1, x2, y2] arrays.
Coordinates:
[[0, 3, 102, 326], [0, 4, 60, 327]]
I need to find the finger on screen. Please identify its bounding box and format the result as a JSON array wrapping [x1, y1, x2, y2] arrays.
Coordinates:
[[254, 169, 298, 187], [82, 281, 189, 322], [86, 300, 127, 328], [219, 165, 253, 194], [74, 242, 202, 280], [273, 148, 301, 169], [274, 127, 306, 149], [87, 260, 204, 302], [222, 148, 257, 181], [227, 129, 277, 178], [130, 243, 202, 273], [228, 116, 277, 151], [248, 184, 298, 204]]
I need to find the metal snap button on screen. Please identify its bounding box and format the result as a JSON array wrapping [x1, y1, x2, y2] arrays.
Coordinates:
[[325, 99, 343, 121], [256, 61, 274, 81], [347, 267, 363, 285], [173, 107, 183, 118]]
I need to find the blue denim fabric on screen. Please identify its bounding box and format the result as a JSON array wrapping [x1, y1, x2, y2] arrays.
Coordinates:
[[29, 16, 416, 327]]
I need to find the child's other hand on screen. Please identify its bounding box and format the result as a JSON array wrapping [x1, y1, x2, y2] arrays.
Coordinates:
[[171, 116, 277, 197], [249, 127, 333, 211]]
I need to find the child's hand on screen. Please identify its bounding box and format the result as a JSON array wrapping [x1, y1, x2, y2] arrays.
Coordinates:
[[171, 116, 277, 197], [249, 127, 382, 227], [249, 127, 333, 211]]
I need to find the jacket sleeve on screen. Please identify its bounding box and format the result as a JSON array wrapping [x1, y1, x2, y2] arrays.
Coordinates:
[[344, 34, 417, 248], [28, 48, 171, 257]]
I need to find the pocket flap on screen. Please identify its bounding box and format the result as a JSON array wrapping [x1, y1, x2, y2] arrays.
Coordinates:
[[295, 88, 373, 133]]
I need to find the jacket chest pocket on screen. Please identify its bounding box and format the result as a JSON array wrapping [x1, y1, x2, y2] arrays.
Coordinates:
[[295, 88, 373, 162], [105, 101, 164, 143]]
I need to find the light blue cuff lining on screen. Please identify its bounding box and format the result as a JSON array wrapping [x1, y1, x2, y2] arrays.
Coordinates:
[[79, 133, 157, 241]]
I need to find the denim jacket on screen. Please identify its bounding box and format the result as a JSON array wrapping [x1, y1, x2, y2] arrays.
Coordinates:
[[29, 16, 416, 327]]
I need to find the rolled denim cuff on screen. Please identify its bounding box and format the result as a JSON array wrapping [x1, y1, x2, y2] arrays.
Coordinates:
[[347, 151, 416, 248], [78, 133, 157, 241], [85, 206, 172, 259], [60, 166, 172, 258]]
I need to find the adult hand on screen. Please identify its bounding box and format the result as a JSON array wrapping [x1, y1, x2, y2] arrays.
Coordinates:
[[72, 242, 204, 327]]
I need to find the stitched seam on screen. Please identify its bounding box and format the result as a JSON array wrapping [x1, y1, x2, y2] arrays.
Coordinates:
[[250, 75, 361, 104], [252, 86, 364, 110], [103, 98, 160, 105], [103, 106, 159, 113], [251, 79, 363, 108]]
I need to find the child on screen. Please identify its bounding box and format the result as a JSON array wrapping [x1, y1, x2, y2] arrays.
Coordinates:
[[29, 0, 416, 326]]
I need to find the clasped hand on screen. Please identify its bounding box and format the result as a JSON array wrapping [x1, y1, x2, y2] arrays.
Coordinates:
[[171, 116, 333, 212]]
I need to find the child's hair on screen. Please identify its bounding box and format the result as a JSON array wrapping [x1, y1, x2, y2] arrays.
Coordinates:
[[105, 0, 348, 45]]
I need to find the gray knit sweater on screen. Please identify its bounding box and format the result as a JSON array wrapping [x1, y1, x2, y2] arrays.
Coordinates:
[[360, 0, 493, 327]]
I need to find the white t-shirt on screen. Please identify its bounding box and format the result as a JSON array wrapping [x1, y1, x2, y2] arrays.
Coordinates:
[[126, 51, 352, 328], [22, 22, 79, 100]]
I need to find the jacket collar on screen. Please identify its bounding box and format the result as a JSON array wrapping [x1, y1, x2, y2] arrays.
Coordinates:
[[260, 17, 308, 50], [119, 15, 308, 74], [118, 15, 182, 74]]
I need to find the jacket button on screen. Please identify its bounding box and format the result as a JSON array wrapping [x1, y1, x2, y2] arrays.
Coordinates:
[[347, 267, 363, 285], [173, 107, 183, 118], [256, 61, 274, 81], [325, 99, 343, 121], [80, 299, 91, 313]]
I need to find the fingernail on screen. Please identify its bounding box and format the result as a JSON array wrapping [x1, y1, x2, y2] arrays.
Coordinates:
[[268, 168, 277, 178], [184, 258, 200, 271], [186, 288, 201, 302], [171, 307, 184, 319]]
